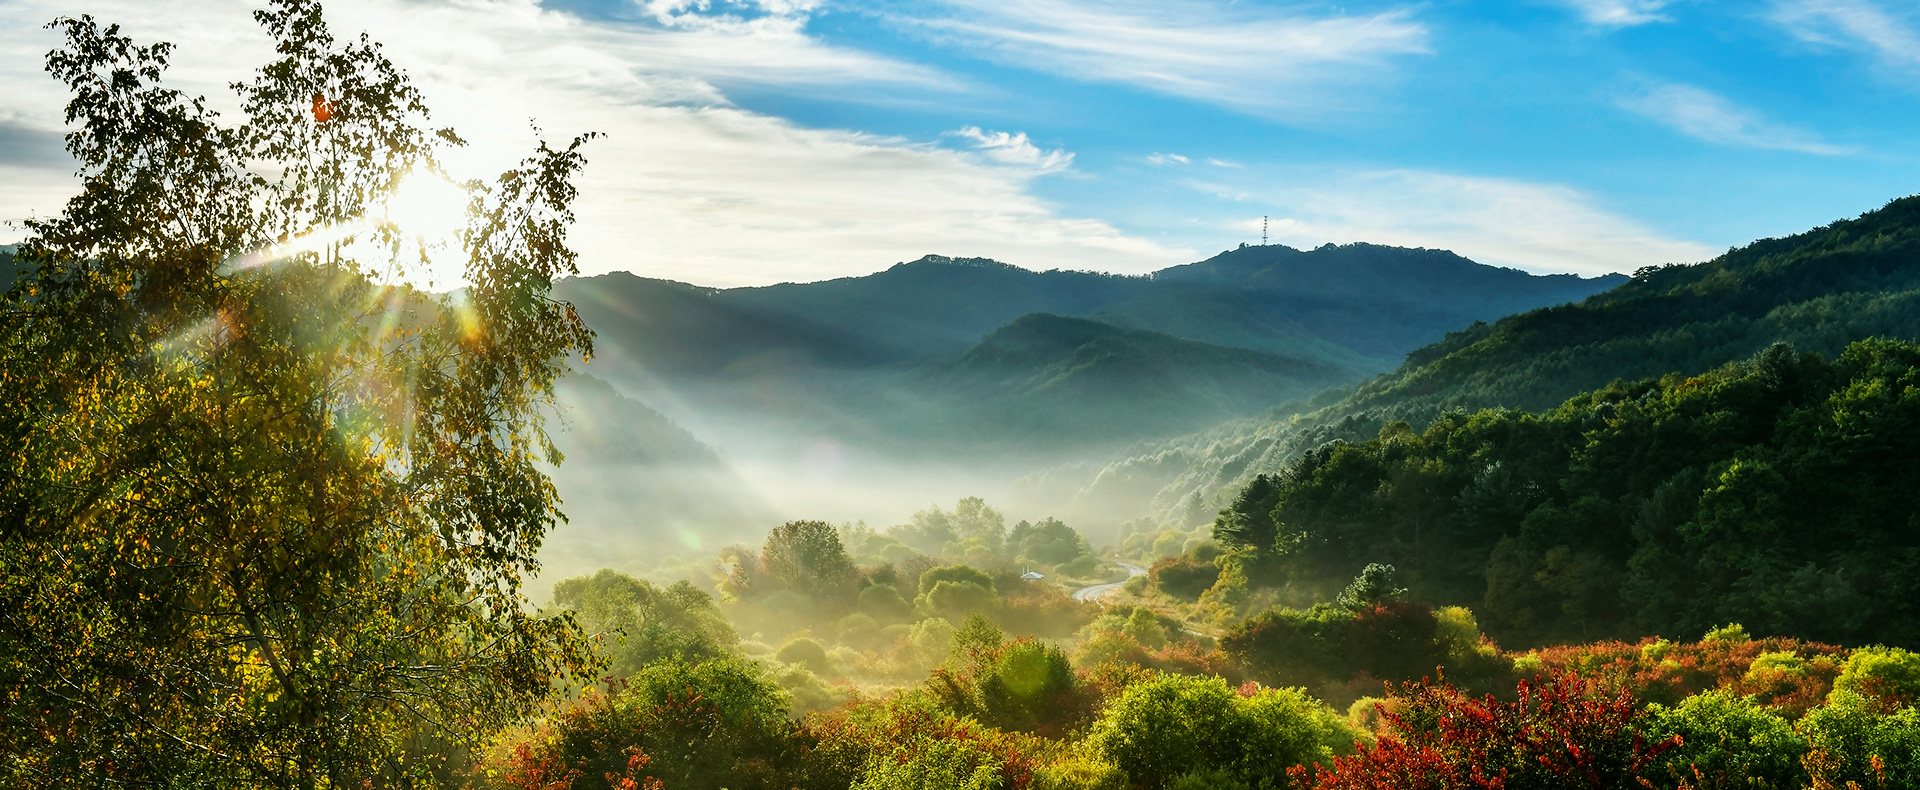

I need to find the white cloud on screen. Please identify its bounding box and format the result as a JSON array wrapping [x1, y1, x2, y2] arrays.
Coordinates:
[[1618, 81, 1854, 155], [0, 0, 1190, 282], [904, 0, 1430, 118], [1146, 153, 1190, 165], [1204, 157, 1241, 168], [1563, 0, 1673, 28], [1195, 169, 1715, 276], [1771, 0, 1920, 72], [950, 127, 1074, 174]]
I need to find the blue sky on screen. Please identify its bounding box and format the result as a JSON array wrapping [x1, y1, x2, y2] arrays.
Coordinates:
[[2, 0, 1916, 285]]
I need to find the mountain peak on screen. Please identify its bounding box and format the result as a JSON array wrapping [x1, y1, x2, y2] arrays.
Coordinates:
[[893, 254, 1029, 272]]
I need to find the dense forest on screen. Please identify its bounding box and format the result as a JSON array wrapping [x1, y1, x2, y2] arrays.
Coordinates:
[[8, 3, 1920, 790], [1044, 192, 1920, 530], [1208, 339, 1920, 648]]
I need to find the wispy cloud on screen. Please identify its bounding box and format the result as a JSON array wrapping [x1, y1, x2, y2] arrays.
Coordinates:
[[950, 127, 1074, 174], [0, 0, 1190, 279], [1771, 0, 1920, 72], [1563, 0, 1674, 28], [1617, 81, 1853, 155], [1193, 169, 1715, 276], [903, 0, 1430, 118], [1147, 153, 1190, 166]]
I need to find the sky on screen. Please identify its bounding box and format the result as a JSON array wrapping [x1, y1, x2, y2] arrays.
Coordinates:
[[1, 0, 1916, 286]]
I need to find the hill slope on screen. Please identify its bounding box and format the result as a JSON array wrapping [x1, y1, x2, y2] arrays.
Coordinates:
[[915, 314, 1351, 444], [1035, 194, 1920, 529]]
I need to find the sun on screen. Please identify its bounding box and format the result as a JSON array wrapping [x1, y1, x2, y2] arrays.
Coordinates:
[[384, 170, 468, 243]]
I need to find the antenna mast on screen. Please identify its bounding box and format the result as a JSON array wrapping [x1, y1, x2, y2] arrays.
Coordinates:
[[1261, 216, 1268, 246]]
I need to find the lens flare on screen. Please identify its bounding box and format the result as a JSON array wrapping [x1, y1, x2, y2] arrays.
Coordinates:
[[385, 171, 468, 243]]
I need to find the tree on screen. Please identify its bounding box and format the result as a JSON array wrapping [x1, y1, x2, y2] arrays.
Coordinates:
[[1009, 517, 1089, 565], [0, 4, 599, 787], [893, 497, 1006, 558], [552, 570, 739, 677], [761, 520, 859, 605], [1336, 563, 1407, 612]]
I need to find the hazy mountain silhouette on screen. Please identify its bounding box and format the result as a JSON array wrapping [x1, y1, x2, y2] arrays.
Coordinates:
[[553, 245, 1621, 454], [914, 313, 1351, 444], [558, 246, 1621, 386]]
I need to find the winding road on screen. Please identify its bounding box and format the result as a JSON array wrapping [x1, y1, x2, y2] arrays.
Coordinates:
[[1072, 561, 1148, 603]]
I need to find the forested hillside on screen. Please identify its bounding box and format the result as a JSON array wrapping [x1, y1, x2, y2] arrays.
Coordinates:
[[916, 314, 1350, 444], [1047, 195, 1920, 528], [1210, 339, 1920, 648]]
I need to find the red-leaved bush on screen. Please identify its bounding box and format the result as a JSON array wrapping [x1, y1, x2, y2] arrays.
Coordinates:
[[1521, 635, 1844, 716], [1305, 671, 1680, 790]]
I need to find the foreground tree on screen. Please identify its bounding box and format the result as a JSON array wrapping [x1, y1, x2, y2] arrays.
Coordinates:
[[0, 2, 601, 786]]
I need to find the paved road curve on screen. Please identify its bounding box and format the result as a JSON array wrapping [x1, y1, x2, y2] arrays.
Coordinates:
[[1072, 561, 1148, 603]]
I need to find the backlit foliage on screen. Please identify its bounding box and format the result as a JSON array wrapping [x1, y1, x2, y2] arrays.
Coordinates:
[[0, 2, 599, 786]]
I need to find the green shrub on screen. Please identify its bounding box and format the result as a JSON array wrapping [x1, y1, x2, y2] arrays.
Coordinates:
[[1124, 608, 1170, 650], [1166, 768, 1248, 790], [1151, 556, 1222, 602], [858, 584, 915, 624], [906, 617, 956, 666], [1057, 554, 1101, 578], [920, 565, 996, 596], [1639, 689, 1806, 787], [838, 613, 880, 646], [852, 736, 1003, 790], [1799, 690, 1920, 788], [1833, 645, 1920, 710], [777, 636, 833, 675], [1088, 672, 1354, 790]]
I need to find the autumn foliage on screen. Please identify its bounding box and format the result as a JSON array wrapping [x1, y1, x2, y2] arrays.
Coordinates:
[[1309, 672, 1679, 790]]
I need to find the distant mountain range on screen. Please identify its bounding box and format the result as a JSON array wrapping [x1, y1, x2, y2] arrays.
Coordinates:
[[1032, 194, 1920, 532], [556, 243, 1623, 452]]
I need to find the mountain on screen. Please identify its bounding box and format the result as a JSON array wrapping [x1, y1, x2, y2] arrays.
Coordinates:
[[559, 247, 1622, 380], [1114, 243, 1621, 367], [1036, 194, 1920, 532], [553, 245, 1623, 455], [913, 313, 1351, 444]]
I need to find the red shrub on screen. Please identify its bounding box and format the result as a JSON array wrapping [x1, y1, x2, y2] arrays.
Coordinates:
[[1521, 636, 1845, 716], [1308, 672, 1680, 790]]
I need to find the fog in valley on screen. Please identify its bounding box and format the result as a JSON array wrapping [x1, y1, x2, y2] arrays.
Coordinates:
[[530, 245, 1625, 586]]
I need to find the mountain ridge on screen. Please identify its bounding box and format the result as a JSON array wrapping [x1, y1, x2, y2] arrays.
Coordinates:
[[1028, 194, 1920, 532], [553, 242, 1623, 455]]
